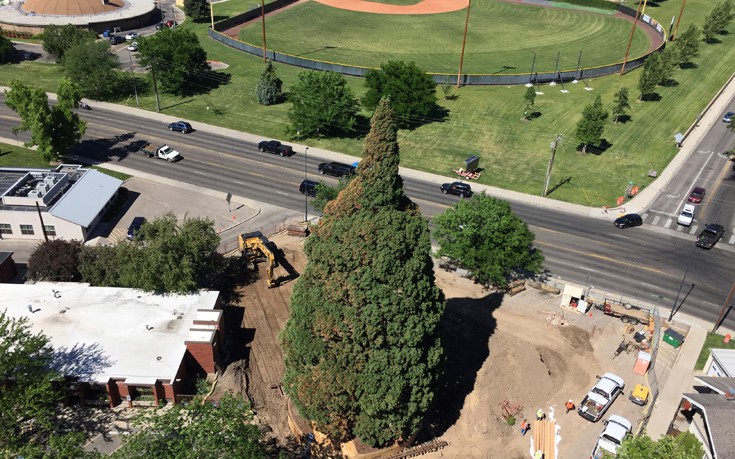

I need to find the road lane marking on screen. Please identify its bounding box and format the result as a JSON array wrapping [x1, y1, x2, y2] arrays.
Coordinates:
[[641, 212, 648, 221], [652, 216, 660, 225], [730, 234, 735, 245], [233, 180, 246, 185], [535, 240, 675, 278], [690, 224, 699, 234], [664, 218, 672, 228], [699, 155, 732, 216]]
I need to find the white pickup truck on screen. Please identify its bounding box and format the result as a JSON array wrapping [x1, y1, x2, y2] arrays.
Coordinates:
[[141, 143, 182, 162], [591, 414, 632, 458], [578, 373, 625, 422]]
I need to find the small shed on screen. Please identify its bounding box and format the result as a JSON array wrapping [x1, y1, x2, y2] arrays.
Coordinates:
[[561, 284, 589, 313], [0, 252, 17, 283]]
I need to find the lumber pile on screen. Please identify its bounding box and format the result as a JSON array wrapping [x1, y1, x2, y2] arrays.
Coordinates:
[[532, 419, 556, 459]]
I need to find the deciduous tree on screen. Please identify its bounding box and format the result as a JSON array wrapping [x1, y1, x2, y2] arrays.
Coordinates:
[[617, 431, 704, 459], [659, 46, 680, 84], [42, 24, 97, 62], [523, 86, 536, 120], [0, 35, 14, 64], [112, 393, 265, 459], [255, 60, 283, 105], [575, 95, 608, 153], [184, 0, 210, 22], [433, 193, 544, 288], [612, 87, 630, 123], [637, 52, 661, 100], [136, 28, 210, 95], [673, 24, 700, 65], [63, 40, 121, 100], [287, 70, 359, 138], [363, 60, 437, 128], [4, 78, 86, 162], [282, 98, 445, 446], [702, 0, 734, 42], [27, 239, 83, 281]]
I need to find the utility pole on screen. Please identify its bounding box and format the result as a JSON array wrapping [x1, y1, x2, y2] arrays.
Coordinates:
[[673, 0, 687, 40], [713, 281, 735, 332], [456, 0, 472, 89], [620, 0, 643, 75], [128, 49, 139, 108], [151, 64, 161, 112], [261, 0, 267, 62], [543, 134, 562, 197], [209, 0, 215, 30]]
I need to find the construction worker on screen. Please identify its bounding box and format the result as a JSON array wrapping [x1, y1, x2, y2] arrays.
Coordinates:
[[565, 399, 575, 413], [520, 419, 529, 436], [534, 450, 543, 459], [536, 408, 545, 421]]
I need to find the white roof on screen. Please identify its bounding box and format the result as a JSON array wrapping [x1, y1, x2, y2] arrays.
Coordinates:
[[711, 348, 735, 377], [50, 169, 122, 227], [0, 283, 220, 385]]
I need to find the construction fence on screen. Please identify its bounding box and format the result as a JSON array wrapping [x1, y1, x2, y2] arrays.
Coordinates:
[[216, 215, 311, 254], [209, 3, 666, 85]]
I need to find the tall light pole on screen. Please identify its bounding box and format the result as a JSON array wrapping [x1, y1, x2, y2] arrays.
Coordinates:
[[543, 134, 562, 197], [127, 48, 139, 108], [304, 146, 309, 223], [620, 0, 643, 75], [456, 0, 472, 89]]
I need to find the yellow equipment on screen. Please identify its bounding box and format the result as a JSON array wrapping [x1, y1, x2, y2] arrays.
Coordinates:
[[238, 231, 277, 288]]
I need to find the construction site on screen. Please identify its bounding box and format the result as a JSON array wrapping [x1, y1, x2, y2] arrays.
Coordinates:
[[212, 231, 687, 459]]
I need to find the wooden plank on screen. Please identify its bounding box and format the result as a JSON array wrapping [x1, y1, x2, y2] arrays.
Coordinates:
[[532, 419, 555, 458]]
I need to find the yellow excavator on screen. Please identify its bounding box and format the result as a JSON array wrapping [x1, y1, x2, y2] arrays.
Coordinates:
[[238, 231, 278, 288]]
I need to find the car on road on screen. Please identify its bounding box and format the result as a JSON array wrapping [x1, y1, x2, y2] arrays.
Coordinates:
[[258, 140, 294, 157], [697, 223, 725, 249], [613, 213, 642, 229], [299, 179, 318, 197], [127, 41, 138, 52], [127, 216, 146, 240], [677, 204, 695, 226], [590, 415, 632, 458], [724, 111, 735, 123], [688, 186, 706, 204], [125, 32, 140, 40], [440, 182, 473, 198], [318, 162, 356, 177], [168, 121, 193, 133]]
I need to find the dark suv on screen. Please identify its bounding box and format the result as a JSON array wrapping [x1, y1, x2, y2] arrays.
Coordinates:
[[318, 162, 356, 177], [440, 182, 473, 198], [299, 179, 318, 197], [168, 121, 193, 133], [696, 223, 725, 249], [127, 216, 146, 240], [108, 35, 125, 45], [613, 213, 643, 229]]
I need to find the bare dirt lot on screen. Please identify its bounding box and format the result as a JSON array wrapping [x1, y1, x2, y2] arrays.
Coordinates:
[[218, 233, 651, 458]]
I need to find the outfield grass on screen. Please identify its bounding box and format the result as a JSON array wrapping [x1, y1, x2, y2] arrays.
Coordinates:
[[0, 0, 732, 206], [237, 0, 650, 74]]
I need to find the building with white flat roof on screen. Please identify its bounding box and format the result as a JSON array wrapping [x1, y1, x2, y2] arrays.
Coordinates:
[[0, 282, 223, 407]]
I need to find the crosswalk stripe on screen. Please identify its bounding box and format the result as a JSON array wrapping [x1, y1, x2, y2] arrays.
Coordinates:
[[690, 224, 699, 234], [652, 216, 660, 225], [664, 218, 673, 229]]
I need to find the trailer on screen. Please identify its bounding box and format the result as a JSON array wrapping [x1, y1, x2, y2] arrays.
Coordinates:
[[594, 302, 651, 325]]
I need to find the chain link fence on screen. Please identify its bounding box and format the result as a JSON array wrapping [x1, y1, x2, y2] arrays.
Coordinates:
[[216, 215, 310, 254]]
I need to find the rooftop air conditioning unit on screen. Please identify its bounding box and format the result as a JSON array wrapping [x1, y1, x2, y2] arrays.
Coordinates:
[[36, 184, 48, 195], [44, 176, 55, 186], [28, 190, 39, 198]]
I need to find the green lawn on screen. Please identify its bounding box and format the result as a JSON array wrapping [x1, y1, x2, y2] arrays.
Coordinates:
[[695, 332, 735, 371], [237, 1, 650, 74], [0, 142, 131, 180], [0, 0, 733, 206]]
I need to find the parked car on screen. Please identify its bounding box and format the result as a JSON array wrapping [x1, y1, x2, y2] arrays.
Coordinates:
[[108, 35, 125, 45], [168, 121, 193, 133], [688, 186, 706, 204], [127, 41, 138, 52], [590, 415, 632, 458], [127, 216, 146, 240], [318, 162, 356, 177], [613, 213, 643, 229], [125, 31, 140, 40], [677, 204, 695, 226], [696, 223, 725, 249], [440, 182, 473, 198], [299, 179, 318, 197], [578, 373, 625, 422], [258, 140, 294, 157], [724, 111, 735, 123]]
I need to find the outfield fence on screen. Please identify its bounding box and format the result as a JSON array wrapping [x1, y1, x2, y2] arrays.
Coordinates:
[[209, 2, 666, 85]]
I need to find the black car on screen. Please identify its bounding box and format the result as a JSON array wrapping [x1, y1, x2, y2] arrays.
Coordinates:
[[108, 35, 125, 45], [127, 216, 146, 240], [168, 121, 193, 133], [258, 140, 294, 157], [613, 213, 643, 229], [318, 162, 356, 177], [440, 182, 473, 198], [299, 179, 318, 197], [696, 223, 725, 249]]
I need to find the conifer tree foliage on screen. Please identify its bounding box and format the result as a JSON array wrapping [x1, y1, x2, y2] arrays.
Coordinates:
[[255, 61, 283, 105], [281, 98, 445, 447]]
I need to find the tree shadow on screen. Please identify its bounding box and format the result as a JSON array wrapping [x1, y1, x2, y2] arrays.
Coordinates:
[[640, 92, 662, 102], [51, 342, 114, 382], [582, 139, 613, 156], [419, 292, 503, 440], [69, 132, 138, 164], [679, 61, 698, 70], [402, 104, 450, 131], [529, 111, 542, 120], [659, 78, 679, 87], [181, 70, 232, 96], [704, 37, 722, 44], [614, 114, 632, 124]]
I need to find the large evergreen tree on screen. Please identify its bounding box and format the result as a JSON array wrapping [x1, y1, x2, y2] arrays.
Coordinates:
[[281, 98, 445, 447], [673, 24, 700, 66], [637, 52, 662, 100], [255, 61, 283, 105]]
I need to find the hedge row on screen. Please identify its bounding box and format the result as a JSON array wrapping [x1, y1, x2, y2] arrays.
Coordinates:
[[1, 29, 42, 40]]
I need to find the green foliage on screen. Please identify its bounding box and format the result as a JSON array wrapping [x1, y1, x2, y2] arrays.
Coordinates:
[[617, 432, 704, 459], [4, 78, 85, 162], [702, 0, 734, 42], [78, 213, 225, 294], [184, 0, 211, 22], [674, 24, 700, 64], [287, 70, 359, 138], [659, 46, 680, 83], [27, 239, 83, 282], [136, 28, 210, 95], [638, 52, 662, 100], [523, 86, 536, 120], [112, 393, 265, 459], [63, 40, 121, 100], [282, 99, 445, 446], [42, 24, 97, 62], [0, 35, 13, 64], [255, 61, 283, 106], [612, 87, 630, 123], [12, 432, 100, 459], [363, 61, 437, 128], [433, 193, 544, 288], [312, 177, 352, 212], [575, 95, 608, 153]]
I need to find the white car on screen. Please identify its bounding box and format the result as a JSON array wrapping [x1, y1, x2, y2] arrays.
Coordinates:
[[591, 415, 632, 458], [127, 41, 138, 52], [678, 203, 695, 226], [125, 32, 140, 40]]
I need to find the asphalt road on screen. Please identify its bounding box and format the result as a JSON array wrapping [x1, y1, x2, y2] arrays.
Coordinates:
[[1, 96, 735, 328]]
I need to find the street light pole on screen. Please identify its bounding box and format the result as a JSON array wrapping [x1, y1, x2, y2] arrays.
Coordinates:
[[127, 48, 139, 108], [304, 147, 309, 223], [669, 247, 696, 321]]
